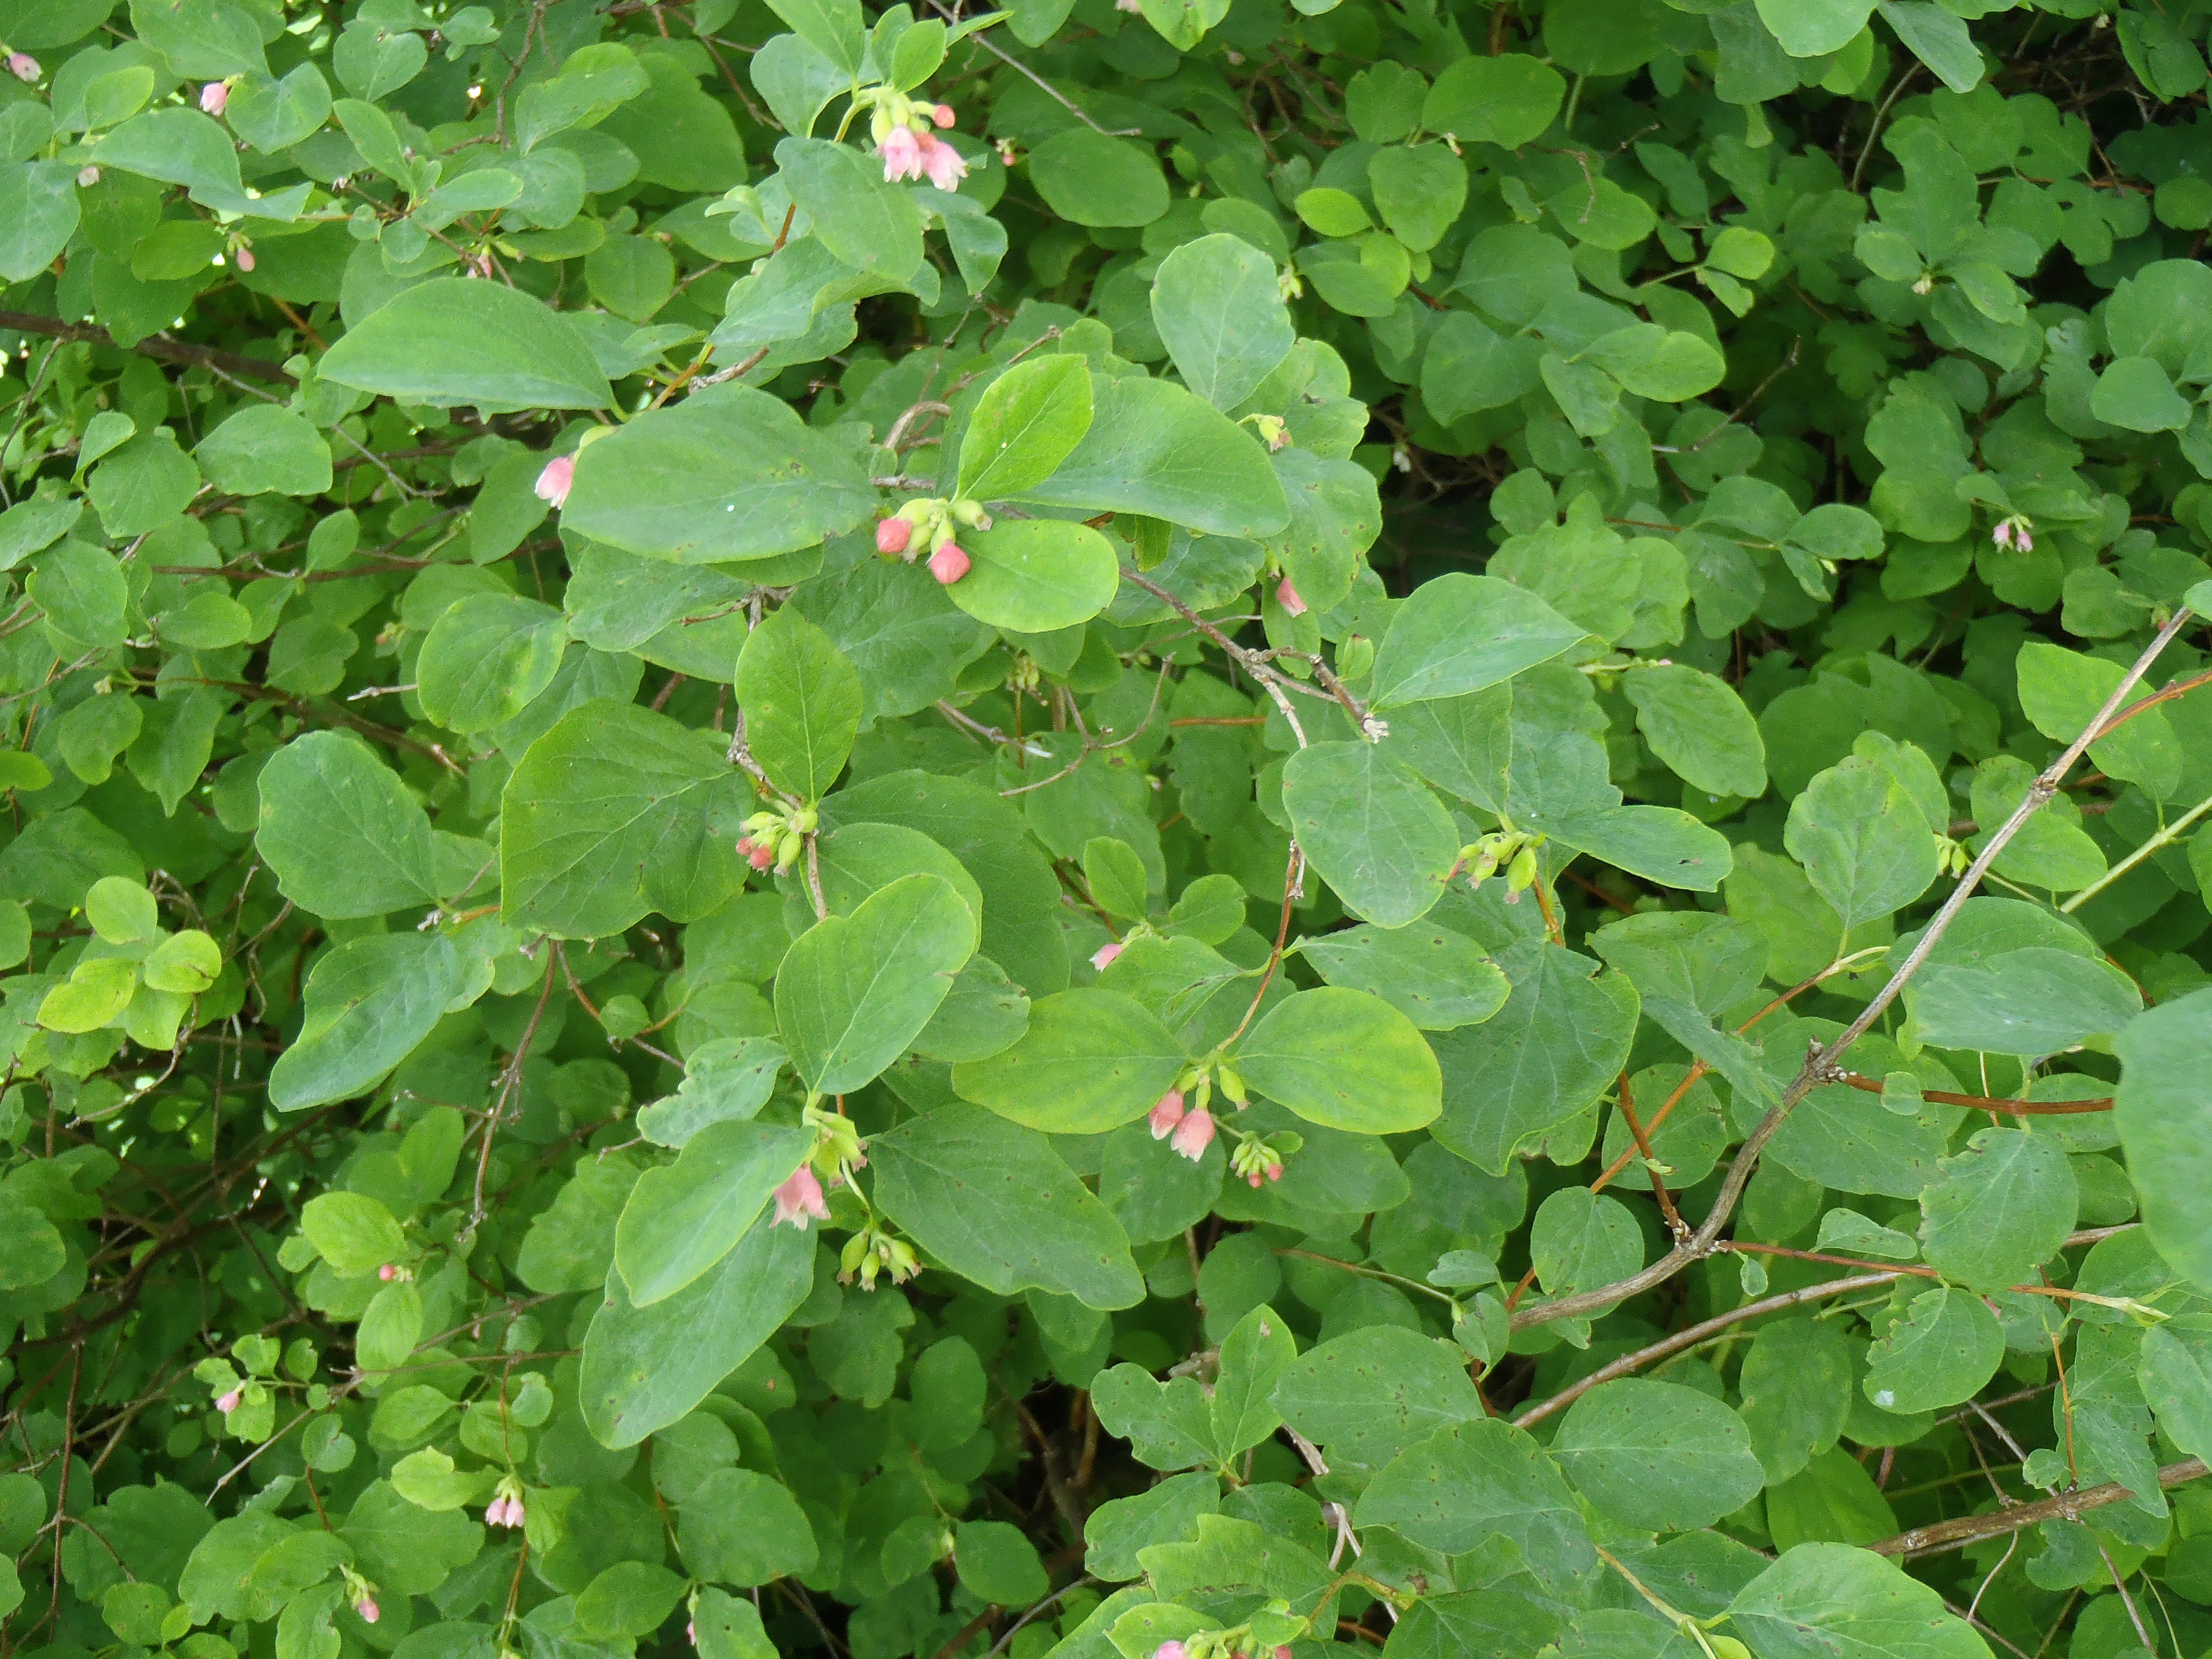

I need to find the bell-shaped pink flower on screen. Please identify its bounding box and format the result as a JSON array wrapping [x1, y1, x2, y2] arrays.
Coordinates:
[[1276, 576, 1306, 616], [931, 104, 956, 128], [877, 516, 913, 555], [534, 453, 574, 509], [881, 124, 925, 183], [929, 541, 970, 584], [1170, 1107, 1215, 1161], [235, 245, 255, 272], [917, 131, 968, 192], [2016, 525, 2034, 552], [772, 1165, 830, 1230], [1091, 940, 1123, 971], [216, 1389, 241, 1413], [1991, 521, 2012, 550], [1148, 1090, 1186, 1140], [6, 52, 38, 82], [354, 1597, 380, 1625], [200, 81, 230, 116], [1152, 1643, 1188, 1659]]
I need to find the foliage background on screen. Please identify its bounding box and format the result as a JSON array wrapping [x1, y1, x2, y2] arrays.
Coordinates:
[[4, 3, 2212, 1659]]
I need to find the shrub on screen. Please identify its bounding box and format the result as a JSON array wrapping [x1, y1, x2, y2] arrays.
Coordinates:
[[1, 4, 2210, 1659]]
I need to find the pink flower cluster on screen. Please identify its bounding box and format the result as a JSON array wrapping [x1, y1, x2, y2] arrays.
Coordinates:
[[876, 513, 970, 584], [1149, 1090, 1214, 1160], [880, 106, 968, 191], [485, 1492, 526, 1528], [736, 834, 777, 871]]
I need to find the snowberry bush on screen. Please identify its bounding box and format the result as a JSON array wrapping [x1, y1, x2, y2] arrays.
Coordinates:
[[3, 3, 2212, 1659]]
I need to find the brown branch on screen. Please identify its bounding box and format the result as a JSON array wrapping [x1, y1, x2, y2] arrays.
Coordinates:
[[0, 311, 297, 386], [1869, 1459, 2208, 1558], [1835, 1071, 2110, 1115]]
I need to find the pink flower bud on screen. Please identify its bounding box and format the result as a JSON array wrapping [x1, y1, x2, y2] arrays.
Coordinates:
[[928, 541, 971, 584], [1991, 521, 2012, 550], [881, 124, 924, 183], [235, 246, 255, 272], [1276, 576, 1306, 616], [1091, 940, 1123, 971], [1153, 1644, 1188, 1659], [1276, 1648, 1294, 1659], [355, 1597, 380, 1624], [1265, 1161, 1284, 1182], [772, 1165, 829, 1230], [932, 104, 956, 128], [877, 515, 913, 555], [689, 1623, 697, 1646], [738, 836, 776, 872], [1247, 1171, 1262, 1187], [1170, 1107, 1215, 1161], [507, 1492, 525, 1526], [378, 1263, 397, 1281], [216, 1389, 241, 1413], [6, 52, 39, 82], [76, 165, 99, 186], [534, 453, 575, 510], [2016, 526, 2034, 552], [1148, 1090, 1186, 1140], [200, 81, 230, 116]]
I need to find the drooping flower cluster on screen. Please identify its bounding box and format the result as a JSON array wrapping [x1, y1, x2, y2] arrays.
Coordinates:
[[735, 800, 819, 873], [1455, 827, 1547, 898], [871, 93, 968, 191], [775, 1104, 866, 1234], [876, 495, 990, 586], [484, 1476, 528, 1529], [1991, 513, 2035, 553]]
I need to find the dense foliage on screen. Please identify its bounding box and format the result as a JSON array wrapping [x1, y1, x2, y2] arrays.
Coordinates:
[[9, 2, 2212, 1658]]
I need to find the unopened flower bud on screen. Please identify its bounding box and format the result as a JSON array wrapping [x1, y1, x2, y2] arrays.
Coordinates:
[[5, 52, 39, 82], [201, 81, 230, 116], [1991, 520, 2012, 551], [77, 165, 100, 186], [216, 1389, 241, 1413], [1091, 940, 1123, 971], [355, 1597, 380, 1624], [1276, 576, 1306, 616], [1152, 1644, 1188, 1659], [235, 245, 255, 272], [877, 515, 913, 555], [378, 1263, 398, 1281], [932, 104, 956, 128], [1148, 1090, 1186, 1140], [929, 541, 970, 584]]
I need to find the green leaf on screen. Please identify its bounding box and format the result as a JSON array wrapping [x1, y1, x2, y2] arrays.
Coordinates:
[[764, 0, 865, 75], [0, 1188, 66, 1289], [417, 595, 569, 734], [953, 987, 1185, 1132], [1027, 129, 1169, 229], [580, 1213, 817, 1447], [1236, 987, 1442, 1133], [561, 384, 876, 562], [1782, 756, 1939, 933], [613, 1120, 815, 1306], [268, 934, 467, 1112], [1015, 374, 1289, 538], [735, 605, 863, 801], [1295, 922, 1508, 1031], [1551, 1379, 1765, 1533], [1862, 1287, 2003, 1413], [1368, 573, 1587, 709], [2139, 1315, 2212, 1466], [317, 279, 613, 410], [0, 162, 82, 283], [1282, 741, 1457, 928], [1149, 234, 1294, 411], [944, 519, 1120, 632], [1421, 54, 1565, 148], [1875, 1, 1986, 93], [193, 405, 332, 498], [501, 701, 750, 938], [253, 734, 438, 920], [869, 1104, 1145, 1308], [1726, 1542, 1989, 1659], [956, 354, 1095, 501], [774, 872, 977, 1095], [1756, 0, 1873, 56], [1211, 1302, 1296, 1459], [1271, 1325, 1485, 1467], [300, 1192, 405, 1278], [1622, 665, 1767, 800], [2116, 987, 2212, 1293], [1357, 1419, 1595, 1588], [775, 137, 924, 280]]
